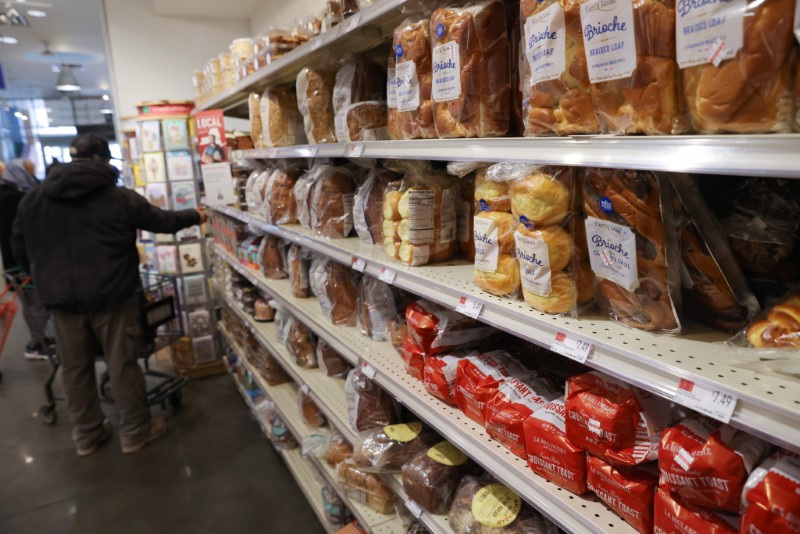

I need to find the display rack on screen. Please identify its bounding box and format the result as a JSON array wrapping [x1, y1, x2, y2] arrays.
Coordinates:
[[212, 206, 800, 456], [210, 241, 637, 534]]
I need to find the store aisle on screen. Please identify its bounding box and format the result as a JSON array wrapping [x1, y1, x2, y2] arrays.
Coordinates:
[[0, 317, 325, 534]]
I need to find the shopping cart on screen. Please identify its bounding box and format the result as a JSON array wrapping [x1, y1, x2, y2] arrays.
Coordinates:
[[0, 270, 30, 382]]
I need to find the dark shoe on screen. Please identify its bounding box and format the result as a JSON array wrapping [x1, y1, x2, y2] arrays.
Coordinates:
[[76, 420, 113, 457], [121, 417, 167, 454], [24, 341, 48, 361]]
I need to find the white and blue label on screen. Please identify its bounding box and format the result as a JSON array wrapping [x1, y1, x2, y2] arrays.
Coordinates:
[[515, 231, 552, 296], [675, 0, 745, 68], [396, 60, 420, 112], [474, 216, 500, 273], [524, 3, 566, 84], [600, 196, 613, 214], [387, 66, 398, 109], [395, 44, 404, 58], [437, 23, 445, 39], [585, 216, 638, 291], [580, 0, 637, 83], [432, 42, 461, 102]]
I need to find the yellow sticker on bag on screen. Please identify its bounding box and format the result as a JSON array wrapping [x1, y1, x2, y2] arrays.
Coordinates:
[[383, 422, 423, 443], [427, 441, 468, 467], [472, 483, 521, 528]]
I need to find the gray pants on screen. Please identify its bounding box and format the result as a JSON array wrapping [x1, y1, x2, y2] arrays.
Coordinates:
[[52, 298, 151, 450], [19, 287, 51, 343]]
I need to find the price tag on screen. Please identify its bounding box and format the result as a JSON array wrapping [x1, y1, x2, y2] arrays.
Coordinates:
[[674, 378, 737, 424], [351, 256, 366, 272], [300, 384, 310, 395], [455, 296, 482, 319], [378, 266, 396, 284], [708, 38, 727, 67], [361, 361, 377, 379], [405, 498, 423, 519], [345, 143, 365, 157], [549, 332, 593, 363]]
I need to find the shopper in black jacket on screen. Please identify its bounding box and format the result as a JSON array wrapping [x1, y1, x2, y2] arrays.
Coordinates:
[[12, 134, 206, 456]]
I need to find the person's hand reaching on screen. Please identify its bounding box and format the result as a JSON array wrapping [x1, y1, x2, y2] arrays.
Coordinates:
[[196, 207, 207, 224]]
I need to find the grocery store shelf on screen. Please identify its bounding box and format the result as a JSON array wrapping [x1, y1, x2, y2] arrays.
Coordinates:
[[211, 207, 800, 456], [232, 135, 800, 178], [196, 0, 407, 115], [210, 240, 636, 534]]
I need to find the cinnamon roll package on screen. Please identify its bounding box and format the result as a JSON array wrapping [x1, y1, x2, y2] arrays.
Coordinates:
[[583, 168, 682, 333], [579, 0, 684, 134], [521, 0, 600, 136], [390, 16, 436, 139], [430, 0, 510, 138], [739, 288, 800, 349], [680, 0, 796, 133]]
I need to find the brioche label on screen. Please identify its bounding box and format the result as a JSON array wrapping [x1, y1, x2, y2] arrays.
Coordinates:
[[524, 3, 566, 84], [675, 0, 745, 68], [432, 42, 462, 102], [514, 231, 553, 296], [580, 0, 637, 83], [472, 484, 522, 528], [427, 441, 469, 466], [387, 66, 398, 109], [396, 61, 420, 112], [585, 216, 638, 291], [474, 217, 500, 273], [407, 189, 436, 244], [383, 422, 423, 442]]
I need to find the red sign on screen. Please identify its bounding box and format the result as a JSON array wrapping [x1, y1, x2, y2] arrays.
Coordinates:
[[194, 110, 227, 164]]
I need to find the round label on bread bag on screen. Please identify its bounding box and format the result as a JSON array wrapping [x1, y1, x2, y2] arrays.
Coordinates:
[[427, 441, 468, 466], [472, 484, 522, 528], [383, 422, 423, 442]]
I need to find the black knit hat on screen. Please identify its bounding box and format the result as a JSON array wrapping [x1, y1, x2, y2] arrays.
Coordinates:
[[69, 133, 112, 160]]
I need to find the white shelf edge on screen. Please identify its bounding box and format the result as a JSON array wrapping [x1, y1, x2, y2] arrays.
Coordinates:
[[210, 240, 635, 534], [211, 207, 800, 455]]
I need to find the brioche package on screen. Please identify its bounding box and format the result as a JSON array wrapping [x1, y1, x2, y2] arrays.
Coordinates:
[[262, 164, 302, 225], [344, 367, 398, 431], [654, 488, 738, 534], [430, 0, 510, 138], [353, 166, 400, 245], [353, 422, 436, 472], [381, 162, 458, 266], [521, 0, 600, 135], [740, 450, 800, 533], [309, 165, 356, 239], [586, 456, 658, 534], [402, 441, 479, 514], [680, 0, 796, 133], [260, 86, 306, 147], [296, 67, 337, 143], [579, 0, 683, 134], [583, 167, 682, 333], [390, 16, 436, 139]]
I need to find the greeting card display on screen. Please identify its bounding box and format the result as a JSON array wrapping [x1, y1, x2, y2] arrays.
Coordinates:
[[178, 243, 203, 274], [180, 274, 208, 305], [143, 152, 167, 183], [140, 120, 162, 152], [171, 181, 197, 210], [163, 118, 190, 150], [145, 183, 169, 209], [166, 151, 194, 181], [155, 245, 178, 274]]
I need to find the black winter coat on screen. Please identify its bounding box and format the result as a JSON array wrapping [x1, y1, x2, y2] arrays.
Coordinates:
[[0, 182, 24, 270], [12, 160, 200, 313]]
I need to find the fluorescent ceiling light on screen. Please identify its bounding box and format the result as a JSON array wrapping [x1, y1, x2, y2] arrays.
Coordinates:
[[0, 36, 18, 44], [27, 9, 47, 17], [100, 108, 113, 114], [56, 65, 81, 92], [102, 94, 109, 101]]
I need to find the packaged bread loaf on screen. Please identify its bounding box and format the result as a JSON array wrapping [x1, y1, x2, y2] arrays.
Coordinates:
[[249, 346, 291, 386], [680, 0, 796, 133], [260, 86, 306, 147], [354, 167, 400, 245], [253, 297, 276, 322], [457, 172, 476, 260], [353, 422, 436, 472], [310, 165, 355, 239], [258, 235, 288, 279], [296, 67, 337, 143], [743, 289, 800, 349], [586, 456, 658, 534], [336, 460, 397, 514], [402, 441, 479, 514], [322, 483, 352, 527], [248, 92, 264, 147], [579, 0, 683, 134], [311, 258, 358, 326], [583, 167, 682, 333], [406, 300, 495, 357], [402, 335, 425, 380], [300, 389, 326, 428], [654, 487, 739, 534], [448, 476, 558, 533], [316, 338, 352, 378], [287, 243, 311, 298], [392, 17, 436, 139], [286, 318, 317, 368], [423, 352, 470, 406], [357, 276, 399, 341], [430, 0, 510, 138], [521, 0, 600, 135], [294, 162, 327, 230], [245, 168, 268, 212], [332, 56, 385, 118], [345, 367, 398, 432], [336, 101, 389, 142], [740, 450, 800, 534], [270, 416, 298, 450], [263, 164, 302, 225], [326, 433, 353, 467]]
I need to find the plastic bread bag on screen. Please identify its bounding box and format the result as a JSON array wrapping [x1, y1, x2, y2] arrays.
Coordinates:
[[253, 297, 276, 322], [521, 0, 600, 136], [586, 456, 658, 534], [583, 167, 683, 333], [354, 165, 401, 245], [286, 319, 318, 368], [287, 243, 311, 298], [274, 307, 293, 345], [299, 388, 327, 428], [579, 0, 684, 135], [293, 160, 330, 230], [335, 459, 398, 514], [335, 101, 390, 142], [353, 422, 438, 473], [260, 85, 307, 147], [507, 0, 525, 137], [310, 165, 356, 239], [248, 91, 264, 147], [344, 367, 399, 432], [263, 162, 303, 225], [392, 16, 436, 139], [430, 0, 510, 138], [357, 275, 399, 341], [270, 416, 299, 450], [680, 0, 796, 133], [406, 299, 495, 356], [738, 288, 800, 349], [671, 174, 759, 332], [313, 258, 358, 326], [316, 338, 352, 378], [654, 488, 739, 534], [401, 335, 425, 380], [321, 483, 352, 527], [296, 66, 337, 143], [565, 370, 686, 466], [448, 476, 558, 534], [245, 168, 269, 212], [658, 414, 770, 512], [256, 234, 288, 279], [332, 55, 385, 123], [740, 450, 800, 533], [324, 432, 354, 467], [423, 351, 475, 406], [249, 346, 291, 386], [401, 441, 480, 514]]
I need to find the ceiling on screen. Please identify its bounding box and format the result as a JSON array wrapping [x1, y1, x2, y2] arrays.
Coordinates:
[[151, 0, 264, 18], [0, 0, 111, 100]]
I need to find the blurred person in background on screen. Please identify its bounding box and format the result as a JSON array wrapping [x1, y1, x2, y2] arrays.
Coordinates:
[[0, 158, 53, 359], [12, 134, 206, 456]]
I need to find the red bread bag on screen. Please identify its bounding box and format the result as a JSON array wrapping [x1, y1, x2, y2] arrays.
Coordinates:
[[586, 455, 658, 534], [740, 450, 800, 534], [565, 371, 677, 465], [402, 335, 425, 381], [658, 414, 769, 512], [454, 350, 530, 426], [653, 488, 738, 534], [423, 352, 467, 406], [405, 300, 494, 356], [522, 398, 587, 495], [483, 375, 560, 458]]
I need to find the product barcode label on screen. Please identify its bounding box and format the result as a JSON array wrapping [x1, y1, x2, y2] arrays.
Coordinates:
[[674, 379, 737, 424], [455, 296, 482, 319], [345, 143, 364, 157], [361, 361, 377, 379], [549, 332, 592, 363], [351, 256, 366, 272], [378, 267, 396, 284]]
